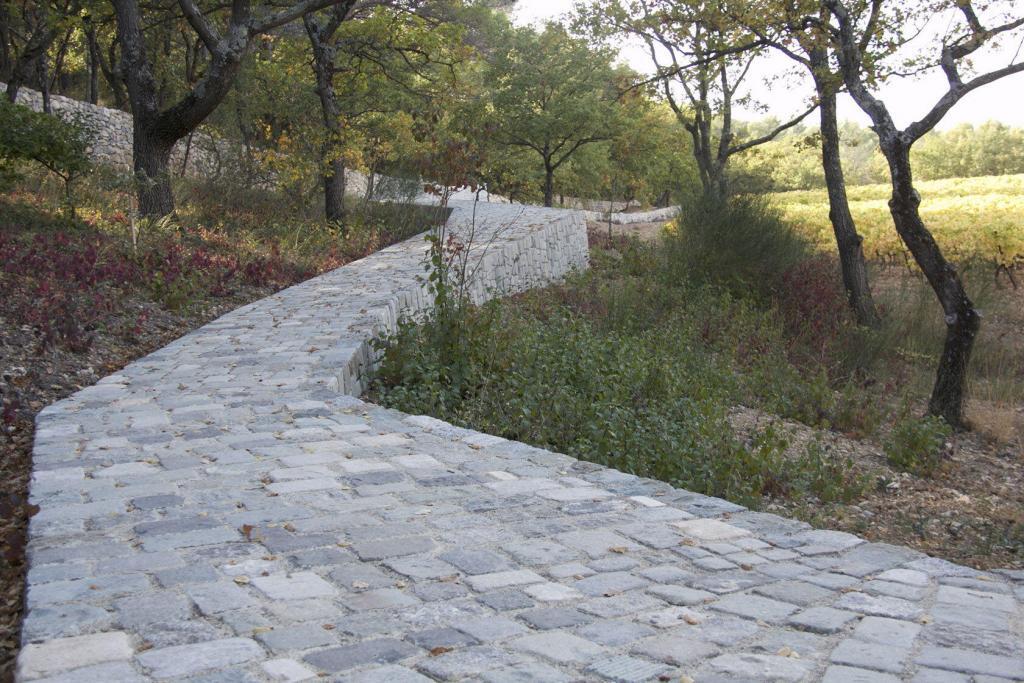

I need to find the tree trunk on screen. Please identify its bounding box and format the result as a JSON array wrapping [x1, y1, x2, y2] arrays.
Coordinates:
[[882, 141, 979, 428], [304, 12, 349, 223], [543, 163, 554, 207], [85, 23, 100, 104], [817, 77, 880, 327], [133, 123, 175, 217], [38, 56, 50, 113], [324, 156, 346, 221], [98, 37, 127, 109]]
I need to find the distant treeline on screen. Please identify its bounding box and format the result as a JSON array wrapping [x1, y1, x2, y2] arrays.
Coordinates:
[[731, 121, 1024, 193]]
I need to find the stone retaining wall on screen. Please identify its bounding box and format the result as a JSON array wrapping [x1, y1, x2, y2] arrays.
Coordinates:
[[580, 205, 681, 224], [4, 84, 221, 176]]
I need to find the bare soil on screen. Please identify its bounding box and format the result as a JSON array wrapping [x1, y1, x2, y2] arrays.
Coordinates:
[[730, 405, 1024, 571], [587, 220, 669, 242]]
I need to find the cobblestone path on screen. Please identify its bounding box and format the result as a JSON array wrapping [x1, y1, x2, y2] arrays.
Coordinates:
[[18, 202, 1024, 682]]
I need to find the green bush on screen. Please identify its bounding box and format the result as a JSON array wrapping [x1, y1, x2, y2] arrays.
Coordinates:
[[662, 192, 812, 300], [372, 236, 866, 508], [884, 414, 952, 476], [0, 100, 93, 213]]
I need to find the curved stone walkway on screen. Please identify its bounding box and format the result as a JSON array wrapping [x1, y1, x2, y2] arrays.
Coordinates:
[[18, 202, 1024, 682]]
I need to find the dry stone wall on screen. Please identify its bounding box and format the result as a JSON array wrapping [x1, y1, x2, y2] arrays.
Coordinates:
[[4, 84, 221, 176]]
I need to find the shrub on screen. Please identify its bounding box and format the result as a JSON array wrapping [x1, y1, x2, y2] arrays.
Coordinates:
[[0, 101, 93, 214], [662, 192, 811, 300], [372, 236, 868, 508], [884, 414, 952, 476]]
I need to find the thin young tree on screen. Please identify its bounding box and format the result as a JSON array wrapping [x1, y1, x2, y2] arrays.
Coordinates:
[[303, 0, 461, 222], [735, 1, 880, 326], [485, 24, 625, 207], [583, 0, 817, 201], [826, 0, 1024, 426]]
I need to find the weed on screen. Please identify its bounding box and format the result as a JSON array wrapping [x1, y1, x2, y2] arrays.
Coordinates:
[[884, 414, 953, 476]]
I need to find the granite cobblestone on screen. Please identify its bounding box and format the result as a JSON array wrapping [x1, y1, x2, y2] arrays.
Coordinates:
[[17, 201, 1024, 681]]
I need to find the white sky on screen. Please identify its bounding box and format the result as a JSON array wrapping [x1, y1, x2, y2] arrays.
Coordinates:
[[511, 0, 1024, 129]]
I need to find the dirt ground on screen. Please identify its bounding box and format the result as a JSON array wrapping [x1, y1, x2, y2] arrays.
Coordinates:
[[587, 220, 669, 242]]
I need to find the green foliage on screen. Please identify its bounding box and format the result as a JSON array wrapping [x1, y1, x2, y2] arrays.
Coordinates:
[[731, 120, 1024, 194], [663, 192, 811, 300], [884, 415, 952, 476], [372, 228, 870, 509], [0, 100, 93, 213], [480, 23, 628, 203]]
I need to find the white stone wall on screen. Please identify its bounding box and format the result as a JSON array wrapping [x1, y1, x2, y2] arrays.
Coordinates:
[[3, 84, 221, 176], [580, 205, 681, 224]]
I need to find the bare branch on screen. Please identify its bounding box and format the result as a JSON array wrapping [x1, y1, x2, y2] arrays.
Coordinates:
[[177, 0, 220, 53], [728, 101, 818, 155]]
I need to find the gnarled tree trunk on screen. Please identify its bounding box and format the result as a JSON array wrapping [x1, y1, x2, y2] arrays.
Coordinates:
[[815, 71, 879, 327], [881, 141, 979, 426]]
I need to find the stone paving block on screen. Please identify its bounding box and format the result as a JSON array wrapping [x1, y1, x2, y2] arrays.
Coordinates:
[[914, 646, 1024, 679], [573, 571, 649, 597], [439, 549, 511, 575], [754, 579, 836, 606], [834, 591, 924, 621], [921, 621, 1021, 657], [252, 571, 339, 600], [830, 639, 908, 674], [511, 631, 605, 664], [555, 530, 641, 558], [646, 584, 714, 606], [26, 573, 152, 608], [21, 603, 113, 641], [406, 626, 478, 650], [631, 633, 719, 665], [261, 658, 318, 682], [587, 655, 669, 683], [701, 652, 815, 681], [518, 607, 592, 630], [638, 605, 705, 629], [305, 638, 419, 673], [935, 584, 1016, 612], [672, 518, 751, 541], [345, 588, 420, 611], [479, 661, 571, 683], [710, 593, 799, 623], [822, 665, 902, 683], [465, 569, 545, 592], [454, 616, 528, 642], [25, 662, 147, 683], [256, 623, 337, 653], [135, 637, 263, 679], [384, 555, 457, 580], [153, 563, 220, 587], [415, 645, 520, 679], [788, 606, 858, 634], [863, 579, 928, 601], [853, 616, 921, 648], [351, 536, 435, 561], [909, 668, 970, 683], [340, 665, 432, 682], [18, 631, 134, 680], [187, 582, 257, 615], [522, 582, 583, 602], [476, 589, 534, 611], [686, 571, 768, 594], [114, 591, 192, 627]]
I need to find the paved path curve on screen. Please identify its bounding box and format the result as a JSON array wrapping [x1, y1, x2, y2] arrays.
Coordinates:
[[18, 202, 1024, 682]]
